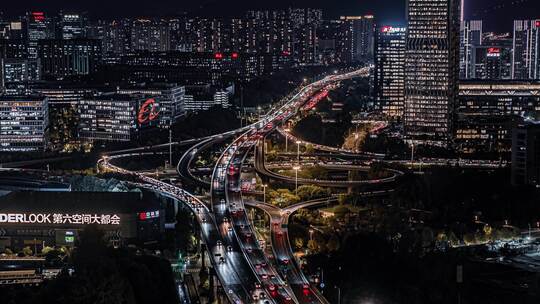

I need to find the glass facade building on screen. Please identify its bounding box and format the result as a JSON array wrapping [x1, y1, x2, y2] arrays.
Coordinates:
[[404, 0, 461, 145], [375, 26, 406, 118]]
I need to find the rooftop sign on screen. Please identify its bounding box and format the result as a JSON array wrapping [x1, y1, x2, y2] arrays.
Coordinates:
[[0, 213, 121, 225]]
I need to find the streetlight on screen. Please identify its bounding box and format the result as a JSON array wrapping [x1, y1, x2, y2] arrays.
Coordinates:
[[293, 166, 301, 194], [334, 286, 341, 304], [284, 128, 291, 152], [169, 128, 173, 169], [262, 184, 268, 204], [296, 140, 301, 163]]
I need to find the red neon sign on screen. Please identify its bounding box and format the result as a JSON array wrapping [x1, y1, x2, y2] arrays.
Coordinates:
[[487, 48, 500, 54], [32, 12, 45, 22], [231, 52, 239, 59], [214, 52, 223, 59], [138, 98, 160, 124]]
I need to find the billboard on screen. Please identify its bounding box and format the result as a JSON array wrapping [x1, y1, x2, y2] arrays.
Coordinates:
[[0, 213, 121, 225], [487, 48, 500, 58]]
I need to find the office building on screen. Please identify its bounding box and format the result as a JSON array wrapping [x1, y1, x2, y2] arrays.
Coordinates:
[[458, 81, 540, 117], [24, 12, 55, 60], [460, 20, 483, 79], [184, 86, 231, 112], [512, 123, 540, 186], [38, 39, 102, 78], [0, 95, 49, 151], [1, 59, 41, 91], [404, 0, 461, 145], [512, 20, 540, 80], [117, 84, 186, 127], [470, 46, 513, 80], [78, 94, 137, 142], [375, 25, 406, 118], [457, 80, 540, 153]]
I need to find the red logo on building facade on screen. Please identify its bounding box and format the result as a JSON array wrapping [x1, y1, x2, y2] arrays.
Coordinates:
[[138, 98, 160, 124]]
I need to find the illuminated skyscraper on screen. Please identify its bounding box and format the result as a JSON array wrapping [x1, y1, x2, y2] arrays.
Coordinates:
[[512, 20, 540, 80], [404, 0, 461, 145], [24, 12, 54, 60], [375, 26, 406, 118]]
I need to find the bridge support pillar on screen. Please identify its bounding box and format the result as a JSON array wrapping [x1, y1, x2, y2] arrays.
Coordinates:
[[208, 267, 216, 303]]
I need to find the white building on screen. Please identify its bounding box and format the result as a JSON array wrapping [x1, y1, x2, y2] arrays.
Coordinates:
[[78, 94, 137, 142], [0, 95, 49, 151], [116, 84, 186, 127]]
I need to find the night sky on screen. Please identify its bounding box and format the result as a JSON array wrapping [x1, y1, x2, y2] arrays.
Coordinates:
[[2, 0, 539, 32]]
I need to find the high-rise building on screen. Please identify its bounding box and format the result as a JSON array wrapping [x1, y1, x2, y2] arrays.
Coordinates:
[[375, 25, 406, 118], [512, 20, 540, 80], [340, 16, 375, 63], [24, 12, 55, 60], [512, 123, 540, 186], [0, 95, 49, 151], [404, 0, 461, 145], [460, 20, 483, 79]]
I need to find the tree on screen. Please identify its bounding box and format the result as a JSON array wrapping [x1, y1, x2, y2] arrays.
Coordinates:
[[297, 185, 330, 201], [307, 239, 320, 253], [22, 246, 33, 256], [294, 238, 305, 250], [463, 233, 476, 245], [41, 246, 54, 255], [326, 235, 340, 252]]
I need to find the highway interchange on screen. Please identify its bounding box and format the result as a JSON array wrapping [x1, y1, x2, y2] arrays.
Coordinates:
[[97, 68, 377, 303]]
